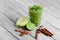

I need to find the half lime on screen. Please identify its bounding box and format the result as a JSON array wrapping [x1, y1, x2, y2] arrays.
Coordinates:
[[26, 22, 36, 30], [16, 17, 29, 27]]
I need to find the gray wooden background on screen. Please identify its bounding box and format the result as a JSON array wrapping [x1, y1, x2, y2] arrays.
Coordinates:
[[0, 0, 60, 40]]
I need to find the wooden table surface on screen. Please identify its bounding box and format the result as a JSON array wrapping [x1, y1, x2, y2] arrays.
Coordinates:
[[0, 0, 60, 40]]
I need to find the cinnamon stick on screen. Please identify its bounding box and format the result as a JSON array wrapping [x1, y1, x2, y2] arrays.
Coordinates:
[[35, 29, 41, 39], [39, 26, 53, 36]]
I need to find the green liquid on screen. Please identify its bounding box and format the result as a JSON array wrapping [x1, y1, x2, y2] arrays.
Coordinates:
[[29, 5, 43, 26]]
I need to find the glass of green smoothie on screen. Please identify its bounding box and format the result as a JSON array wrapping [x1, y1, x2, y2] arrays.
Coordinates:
[[29, 5, 43, 26]]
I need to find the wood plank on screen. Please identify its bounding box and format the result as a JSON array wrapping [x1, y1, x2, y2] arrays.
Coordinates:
[[4, 0, 60, 39], [8, 0, 28, 14], [12, 0, 60, 39], [0, 0, 60, 38], [42, 8, 60, 30], [31, 0, 60, 30], [0, 0, 52, 38], [36, 0, 60, 19], [0, 0, 4, 11], [5, 0, 59, 40], [40, 20, 60, 40], [7, 1, 59, 20], [25, 1, 60, 40], [8, 0, 60, 30], [0, 0, 35, 39], [0, 25, 17, 40], [0, 12, 35, 40]]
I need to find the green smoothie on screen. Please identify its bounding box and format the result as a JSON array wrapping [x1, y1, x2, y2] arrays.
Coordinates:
[[29, 5, 43, 26]]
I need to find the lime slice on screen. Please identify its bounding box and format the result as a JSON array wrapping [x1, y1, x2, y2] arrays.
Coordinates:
[[16, 17, 29, 27], [26, 22, 36, 30]]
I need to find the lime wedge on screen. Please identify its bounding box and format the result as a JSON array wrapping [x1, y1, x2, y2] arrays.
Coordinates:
[[26, 22, 36, 30], [16, 17, 29, 27]]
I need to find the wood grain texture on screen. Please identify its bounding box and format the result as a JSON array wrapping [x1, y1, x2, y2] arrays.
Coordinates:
[[36, 0, 60, 20], [0, 25, 17, 40], [0, 12, 35, 40], [0, 0, 60, 40]]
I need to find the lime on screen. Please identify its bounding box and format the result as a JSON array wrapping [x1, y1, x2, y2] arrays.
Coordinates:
[[26, 22, 36, 30], [16, 17, 29, 27]]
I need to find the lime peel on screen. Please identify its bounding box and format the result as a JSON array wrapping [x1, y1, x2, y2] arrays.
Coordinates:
[[16, 17, 29, 27], [26, 22, 36, 30]]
